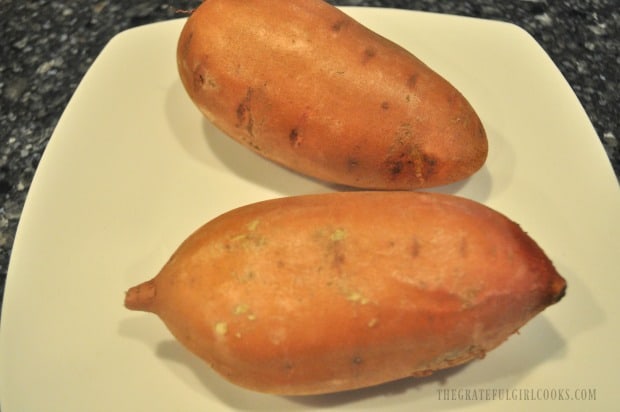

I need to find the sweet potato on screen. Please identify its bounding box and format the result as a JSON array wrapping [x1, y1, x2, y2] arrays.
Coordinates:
[[177, 0, 488, 189], [125, 191, 565, 395]]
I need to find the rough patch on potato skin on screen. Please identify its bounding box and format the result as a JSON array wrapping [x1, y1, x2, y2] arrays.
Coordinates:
[[330, 18, 349, 33], [361, 47, 377, 64], [289, 128, 300, 146], [236, 87, 254, 136], [407, 74, 419, 89], [384, 143, 438, 184]]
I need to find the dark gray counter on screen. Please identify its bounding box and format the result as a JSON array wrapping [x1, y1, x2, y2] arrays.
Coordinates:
[[1, 0, 618, 311]]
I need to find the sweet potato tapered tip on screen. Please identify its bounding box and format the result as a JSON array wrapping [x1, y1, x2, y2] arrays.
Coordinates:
[[124, 280, 156, 312], [551, 278, 567, 304]]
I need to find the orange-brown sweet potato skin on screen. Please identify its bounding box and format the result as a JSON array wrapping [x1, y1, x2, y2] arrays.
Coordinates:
[[125, 192, 565, 395], [177, 0, 487, 189]]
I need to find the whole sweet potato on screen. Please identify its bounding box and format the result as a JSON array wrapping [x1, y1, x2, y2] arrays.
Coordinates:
[[177, 0, 488, 189], [125, 192, 565, 395]]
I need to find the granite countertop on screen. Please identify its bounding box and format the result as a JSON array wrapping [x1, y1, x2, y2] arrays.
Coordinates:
[[0, 0, 618, 312]]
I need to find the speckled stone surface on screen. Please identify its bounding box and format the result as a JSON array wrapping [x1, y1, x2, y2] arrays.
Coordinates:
[[0, 0, 618, 312]]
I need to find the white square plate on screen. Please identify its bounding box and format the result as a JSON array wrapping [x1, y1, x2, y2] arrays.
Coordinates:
[[1, 7, 618, 412]]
